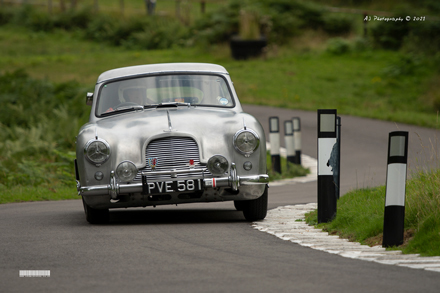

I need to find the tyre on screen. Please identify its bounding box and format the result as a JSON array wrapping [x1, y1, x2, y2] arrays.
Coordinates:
[[242, 185, 268, 221], [82, 197, 109, 224], [234, 200, 245, 211]]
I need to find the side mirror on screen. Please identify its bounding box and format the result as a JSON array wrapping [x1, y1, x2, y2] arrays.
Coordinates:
[[86, 92, 93, 106]]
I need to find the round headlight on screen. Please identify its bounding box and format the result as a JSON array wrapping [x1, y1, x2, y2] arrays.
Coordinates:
[[233, 129, 260, 156], [207, 155, 229, 176], [84, 139, 110, 165], [116, 161, 138, 183]]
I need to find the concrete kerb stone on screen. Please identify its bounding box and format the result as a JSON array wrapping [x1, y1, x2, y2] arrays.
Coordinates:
[[263, 144, 440, 272], [252, 203, 440, 273]]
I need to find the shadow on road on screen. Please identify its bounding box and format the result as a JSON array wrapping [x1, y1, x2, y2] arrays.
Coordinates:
[[105, 208, 247, 225]]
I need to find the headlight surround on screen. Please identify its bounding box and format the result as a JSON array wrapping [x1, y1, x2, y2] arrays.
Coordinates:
[[233, 129, 260, 156], [84, 139, 110, 165], [116, 161, 138, 183], [207, 155, 229, 176]]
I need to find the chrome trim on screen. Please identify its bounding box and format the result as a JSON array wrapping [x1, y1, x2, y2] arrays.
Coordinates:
[[139, 136, 211, 182], [116, 160, 138, 183], [109, 171, 119, 200], [233, 128, 260, 157], [142, 168, 206, 176], [86, 92, 93, 106], [78, 163, 269, 196], [230, 163, 239, 191], [84, 138, 111, 166]]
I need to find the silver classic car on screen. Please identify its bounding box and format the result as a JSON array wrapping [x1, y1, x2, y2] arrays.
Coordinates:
[[75, 63, 269, 223]]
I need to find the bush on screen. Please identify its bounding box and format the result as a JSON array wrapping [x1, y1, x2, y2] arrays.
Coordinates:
[[371, 20, 410, 50], [0, 70, 88, 187], [191, 2, 240, 45], [405, 20, 440, 55], [0, 8, 13, 25], [322, 14, 353, 35], [126, 20, 189, 50], [0, 2, 355, 49], [326, 38, 351, 55]]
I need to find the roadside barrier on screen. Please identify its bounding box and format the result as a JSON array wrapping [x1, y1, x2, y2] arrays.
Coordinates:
[[293, 117, 302, 165], [269, 116, 281, 174], [383, 131, 409, 247], [317, 109, 340, 223], [284, 120, 295, 168]]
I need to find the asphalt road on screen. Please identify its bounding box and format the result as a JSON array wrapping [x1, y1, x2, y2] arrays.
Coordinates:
[[1, 105, 439, 292]]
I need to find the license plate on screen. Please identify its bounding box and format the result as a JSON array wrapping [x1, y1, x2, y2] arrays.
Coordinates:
[[142, 178, 204, 194]]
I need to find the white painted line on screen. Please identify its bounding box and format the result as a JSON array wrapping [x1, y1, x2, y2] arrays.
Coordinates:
[[253, 204, 440, 273]]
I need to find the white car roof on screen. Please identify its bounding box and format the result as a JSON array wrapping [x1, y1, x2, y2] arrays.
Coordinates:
[[97, 63, 229, 84]]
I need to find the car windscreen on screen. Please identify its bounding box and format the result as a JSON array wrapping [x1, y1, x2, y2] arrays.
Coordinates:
[[96, 74, 235, 116]]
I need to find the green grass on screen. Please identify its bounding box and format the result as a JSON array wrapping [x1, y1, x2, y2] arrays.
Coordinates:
[[305, 169, 440, 256], [266, 152, 310, 181], [0, 183, 78, 204], [1, 24, 439, 127]]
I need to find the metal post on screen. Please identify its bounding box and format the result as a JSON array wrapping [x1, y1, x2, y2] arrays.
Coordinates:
[[269, 117, 281, 174], [363, 12, 368, 37], [284, 120, 295, 169], [292, 117, 301, 165], [201, 0, 206, 14], [317, 110, 337, 223], [383, 131, 409, 248]]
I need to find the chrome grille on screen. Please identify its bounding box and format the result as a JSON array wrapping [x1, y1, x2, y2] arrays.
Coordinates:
[[135, 136, 212, 182]]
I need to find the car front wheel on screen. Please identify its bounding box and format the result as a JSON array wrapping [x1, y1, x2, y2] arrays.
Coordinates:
[[242, 185, 268, 221], [82, 197, 109, 224]]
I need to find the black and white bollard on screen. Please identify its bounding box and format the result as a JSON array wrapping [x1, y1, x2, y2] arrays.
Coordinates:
[[317, 110, 338, 223], [269, 117, 281, 174], [293, 117, 302, 165], [383, 131, 409, 248], [284, 120, 295, 167]]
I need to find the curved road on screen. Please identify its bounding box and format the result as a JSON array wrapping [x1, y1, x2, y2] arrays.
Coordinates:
[[1, 105, 439, 292]]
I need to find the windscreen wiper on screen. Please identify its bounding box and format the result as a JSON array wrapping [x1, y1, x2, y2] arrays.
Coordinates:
[[155, 102, 191, 108], [100, 105, 144, 117]]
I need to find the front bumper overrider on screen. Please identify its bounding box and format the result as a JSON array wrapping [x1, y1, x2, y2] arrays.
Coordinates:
[[77, 163, 269, 199]]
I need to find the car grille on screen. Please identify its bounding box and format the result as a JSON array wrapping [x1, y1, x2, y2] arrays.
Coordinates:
[[135, 136, 212, 182]]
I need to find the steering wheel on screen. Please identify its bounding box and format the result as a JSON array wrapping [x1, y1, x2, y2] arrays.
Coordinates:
[[114, 102, 140, 110]]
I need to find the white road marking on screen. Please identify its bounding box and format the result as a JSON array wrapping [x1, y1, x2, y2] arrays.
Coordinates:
[[253, 204, 440, 273]]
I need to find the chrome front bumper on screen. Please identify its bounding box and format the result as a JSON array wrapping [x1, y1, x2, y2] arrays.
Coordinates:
[[77, 163, 269, 199]]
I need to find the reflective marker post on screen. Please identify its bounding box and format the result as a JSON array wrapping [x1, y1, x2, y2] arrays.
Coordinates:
[[317, 110, 337, 223], [293, 117, 302, 165], [383, 131, 409, 248], [284, 120, 295, 168], [269, 117, 281, 174]]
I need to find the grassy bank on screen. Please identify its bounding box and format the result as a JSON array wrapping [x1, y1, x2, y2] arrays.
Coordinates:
[[0, 183, 78, 204], [1, 24, 439, 127], [305, 168, 440, 256]]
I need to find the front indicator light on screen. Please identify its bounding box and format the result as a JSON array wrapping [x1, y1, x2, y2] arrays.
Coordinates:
[[94, 171, 104, 181], [207, 155, 229, 176], [243, 161, 253, 171], [116, 161, 138, 182]]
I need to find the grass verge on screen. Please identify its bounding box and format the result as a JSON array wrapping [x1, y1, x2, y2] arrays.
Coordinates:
[[266, 152, 310, 181], [0, 183, 78, 204], [305, 169, 440, 256]]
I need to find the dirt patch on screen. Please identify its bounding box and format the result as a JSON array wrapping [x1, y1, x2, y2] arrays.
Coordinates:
[[364, 229, 415, 247]]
